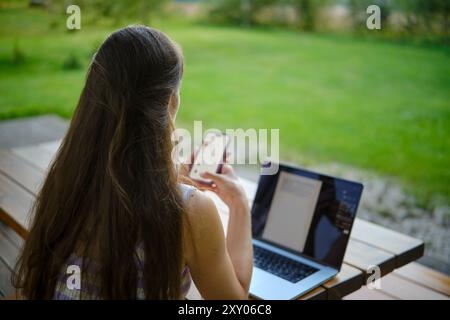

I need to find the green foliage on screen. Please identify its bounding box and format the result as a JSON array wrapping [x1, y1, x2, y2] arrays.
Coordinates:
[[208, 0, 278, 26], [208, 0, 329, 30], [289, 0, 330, 31], [87, 0, 169, 24], [46, 0, 170, 26], [208, 0, 448, 39], [12, 39, 26, 65], [396, 0, 450, 35], [62, 53, 82, 70]]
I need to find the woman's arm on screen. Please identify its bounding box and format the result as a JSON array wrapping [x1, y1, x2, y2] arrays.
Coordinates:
[[200, 166, 253, 293], [184, 165, 253, 299]]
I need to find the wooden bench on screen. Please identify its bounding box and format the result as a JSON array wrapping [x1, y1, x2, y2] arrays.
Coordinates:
[[0, 140, 431, 299], [344, 261, 450, 300]]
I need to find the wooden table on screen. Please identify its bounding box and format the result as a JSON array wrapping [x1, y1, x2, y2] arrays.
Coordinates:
[[0, 140, 425, 300]]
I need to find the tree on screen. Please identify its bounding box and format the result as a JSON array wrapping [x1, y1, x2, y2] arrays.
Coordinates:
[[95, 0, 169, 24], [396, 0, 450, 36], [293, 0, 315, 31], [56, 0, 170, 25], [414, 0, 450, 33], [290, 0, 330, 31], [209, 0, 278, 26], [29, 0, 47, 7]]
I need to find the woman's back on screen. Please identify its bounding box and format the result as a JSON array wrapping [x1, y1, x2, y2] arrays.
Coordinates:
[[53, 184, 195, 300]]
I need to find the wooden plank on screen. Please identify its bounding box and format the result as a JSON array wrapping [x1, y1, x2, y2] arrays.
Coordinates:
[[378, 273, 449, 300], [40, 140, 61, 155], [323, 263, 364, 300], [351, 219, 424, 268], [298, 263, 364, 300], [0, 173, 34, 239], [344, 239, 396, 281], [0, 150, 43, 195], [343, 286, 397, 300], [0, 221, 24, 250], [393, 262, 450, 296], [0, 257, 15, 298], [0, 225, 21, 271], [0, 115, 67, 150], [11, 144, 55, 172], [299, 286, 327, 300]]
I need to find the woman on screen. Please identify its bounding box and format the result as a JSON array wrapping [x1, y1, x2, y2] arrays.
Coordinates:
[[13, 26, 253, 299]]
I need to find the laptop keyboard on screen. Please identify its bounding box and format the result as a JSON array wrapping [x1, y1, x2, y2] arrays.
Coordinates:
[[253, 245, 319, 283]]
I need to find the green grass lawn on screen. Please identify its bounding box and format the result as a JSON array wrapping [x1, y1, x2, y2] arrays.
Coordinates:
[[0, 4, 449, 203]]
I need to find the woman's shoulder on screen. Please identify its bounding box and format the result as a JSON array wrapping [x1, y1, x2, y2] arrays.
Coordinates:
[[179, 183, 197, 202], [180, 184, 217, 218], [180, 185, 223, 243]]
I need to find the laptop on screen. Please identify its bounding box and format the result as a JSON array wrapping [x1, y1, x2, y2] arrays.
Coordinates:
[[249, 162, 363, 300]]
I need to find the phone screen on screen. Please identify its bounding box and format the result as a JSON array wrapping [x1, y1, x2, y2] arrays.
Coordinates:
[[189, 132, 229, 183]]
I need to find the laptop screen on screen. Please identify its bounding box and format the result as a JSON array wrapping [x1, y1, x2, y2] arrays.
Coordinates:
[[251, 163, 363, 269]]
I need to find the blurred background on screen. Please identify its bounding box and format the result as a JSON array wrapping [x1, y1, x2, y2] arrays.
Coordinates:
[[0, 0, 449, 273]]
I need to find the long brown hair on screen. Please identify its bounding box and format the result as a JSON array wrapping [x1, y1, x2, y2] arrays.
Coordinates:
[[13, 26, 185, 299]]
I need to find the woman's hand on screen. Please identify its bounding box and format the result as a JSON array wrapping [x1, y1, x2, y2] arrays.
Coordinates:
[[179, 149, 249, 211], [178, 148, 196, 178], [200, 165, 249, 211]]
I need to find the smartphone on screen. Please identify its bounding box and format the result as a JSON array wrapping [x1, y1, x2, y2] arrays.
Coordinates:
[[189, 132, 230, 184]]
